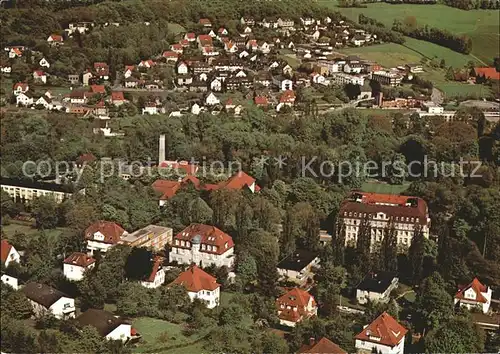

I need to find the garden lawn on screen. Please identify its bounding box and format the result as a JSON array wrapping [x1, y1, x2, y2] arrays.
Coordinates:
[[319, 2, 499, 65], [1, 223, 68, 247], [361, 181, 410, 195]]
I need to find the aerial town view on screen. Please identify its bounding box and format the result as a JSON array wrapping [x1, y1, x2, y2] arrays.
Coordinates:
[[0, 0, 499, 352]]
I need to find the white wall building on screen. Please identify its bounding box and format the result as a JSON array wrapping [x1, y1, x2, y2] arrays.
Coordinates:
[[1, 239, 21, 267], [22, 282, 76, 319], [454, 278, 492, 314], [355, 312, 407, 354], [84, 221, 127, 255], [356, 272, 399, 305], [63, 252, 96, 281], [76, 309, 132, 342], [140, 258, 166, 289], [170, 265, 220, 308], [276, 288, 318, 327]]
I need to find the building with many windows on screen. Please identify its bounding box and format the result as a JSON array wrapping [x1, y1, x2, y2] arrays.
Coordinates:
[[169, 265, 220, 308], [0, 178, 74, 203], [370, 70, 403, 87], [338, 192, 430, 248]]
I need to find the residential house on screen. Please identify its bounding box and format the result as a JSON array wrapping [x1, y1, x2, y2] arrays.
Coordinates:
[[1, 65, 11, 73], [177, 61, 189, 75], [298, 337, 347, 354], [63, 252, 96, 281], [405, 64, 424, 74], [210, 78, 223, 91], [47, 34, 64, 46], [205, 92, 220, 105], [138, 60, 155, 69], [1, 271, 20, 290], [343, 62, 364, 74], [82, 71, 93, 86], [355, 312, 407, 354], [218, 27, 229, 36], [75, 309, 132, 342], [1, 239, 21, 267], [277, 249, 320, 283], [202, 46, 219, 57], [8, 47, 23, 58], [184, 33, 196, 42], [301, 17, 316, 26], [93, 62, 110, 80], [140, 257, 165, 289], [273, 76, 293, 91], [238, 50, 249, 59], [254, 95, 269, 107], [0, 177, 74, 203], [277, 18, 295, 28], [240, 17, 255, 26], [277, 89, 296, 111], [371, 70, 403, 87], [351, 35, 366, 46], [356, 272, 399, 304], [124, 77, 139, 88], [68, 74, 80, 85], [170, 43, 183, 54], [33, 70, 47, 83], [276, 288, 317, 327], [162, 51, 179, 63], [258, 41, 271, 54], [84, 221, 127, 255], [35, 95, 52, 109], [16, 92, 33, 106], [473, 67, 500, 81], [13, 82, 29, 95], [22, 282, 75, 319], [338, 192, 431, 247], [177, 75, 193, 86], [69, 90, 88, 104], [454, 278, 492, 314], [142, 103, 159, 115], [111, 91, 126, 106], [39, 58, 50, 68], [224, 41, 238, 53], [170, 223, 235, 268], [246, 39, 258, 51], [199, 18, 212, 27], [170, 265, 220, 308]]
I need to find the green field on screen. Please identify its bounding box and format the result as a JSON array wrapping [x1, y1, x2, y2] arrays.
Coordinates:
[[168, 23, 186, 35], [1, 223, 68, 246], [361, 181, 410, 194], [321, 2, 499, 65]]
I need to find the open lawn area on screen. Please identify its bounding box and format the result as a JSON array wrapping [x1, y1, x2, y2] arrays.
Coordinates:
[[361, 181, 410, 195], [1, 223, 68, 246], [132, 317, 209, 353], [168, 23, 186, 36], [320, 2, 499, 65]]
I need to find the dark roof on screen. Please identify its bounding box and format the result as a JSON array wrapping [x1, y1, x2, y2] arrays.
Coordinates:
[[75, 309, 128, 337], [0, 177, 74, 194], [22, 282, 69, 308], [277, 249, 318, 272], [357, 272, 397, 293]]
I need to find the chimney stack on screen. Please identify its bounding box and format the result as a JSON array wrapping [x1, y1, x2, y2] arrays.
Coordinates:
[[158, 134, 166, 165]]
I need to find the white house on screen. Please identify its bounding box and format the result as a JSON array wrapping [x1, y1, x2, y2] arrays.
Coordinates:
[[76, 309, 132, 342], [205, 92, 220, 105], [258, 41, 270, 54], [277, 249, 320, 283], [140, 258, 165, 289], [13, 82, 29, 95], [273, 76, 293, 91], [170, 265, 220, 309], [1, 239, 21, 267], [16, 92, 33, 106], [210, 78, 222, 92], [47, 34, 64, 46], [63, 252, 96, 281], [355, 312, 407, 354], [39, 58, 50, 68], [191, 103, 201, 115], [177, 62, 189, 75], [1, 273, 19, 290], [169, 223, 235, 268], [82, 71, 93, 86], [142, 103, 159, 115], [356, 272, 399, 305], [454, 278, 492, 314], [22, 282, 76, 319], [84, 221, 127, 255], [1, 65, 11, 73], [276, 288, 318, 327], [35, 95, 52, 109]]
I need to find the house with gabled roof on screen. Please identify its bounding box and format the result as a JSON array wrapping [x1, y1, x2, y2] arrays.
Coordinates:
[[355, 312, 407, 354], [75, 309, 132, 342], [199, 18, 212, 27], [1, 239, 20, 267], [298, 337, 347, 354], [111, 91, 126, 106], [140, 257, 165, 289], [184, 32, 196, 42], [84, 221, 127, 255], [170, 265, 220, 308], [276, 288, 317, 327], [170, 224, 235, 268], [22, 282, 76, 319], [47, 34, 64, 46], [162, 51, 179, 63], [170, 43, 183, 54], [454, 278, 492, 314], [13, 82, 29, 95], [63, 252, 96, 281]]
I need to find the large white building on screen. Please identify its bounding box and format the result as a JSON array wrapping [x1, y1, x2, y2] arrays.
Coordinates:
[[22, 282, 76, 319], [0, 178, 74, 203], [370, 70, 403, 87], [355, 312, 407, 354], [170, 265, 220, 308], [63, 252, 96, 281], [454, 278, 492, 314], [75, 309, 132, 342], [331, 72, 365, 86], [338, 192, 431, 248], [170, 224, 235, 268]]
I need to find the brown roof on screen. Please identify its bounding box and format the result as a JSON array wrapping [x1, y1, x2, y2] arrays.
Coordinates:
[[174, 223, 234, 255], [144, 257, 164, 282], [75, 309, 128, 337], [474, 67, 500, 80], [298, 337, 347, 354], [64, 252, 95, 267], [22, 282, 68, 308], [276, 288, 316, 323], [84, 221, 125, 244], [0, 239, 13, 264], [170, 265, 219, 292], [455, 278, 488, 303], [355, 312, 407, 347]]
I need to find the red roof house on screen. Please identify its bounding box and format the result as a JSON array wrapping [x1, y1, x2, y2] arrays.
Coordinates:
[[454, 278, 492, 313], [298, 337, 347, 354], [184, 33, 196, 41], [254, 95, 268, 106], [1, 239, 20, 267], [84, 221, 126, 255], [198, 18, 212, 27], [355, 312, 407, 352], [47, 34, 63, 44], [276, 288, 317, 327], [140, 257, 165, 288], [111, 91, 126, 105], [170, 265, 220, 308], [90, 85, 106, 94], [64, 252, 95, 267], [474, 67, 500, 81]]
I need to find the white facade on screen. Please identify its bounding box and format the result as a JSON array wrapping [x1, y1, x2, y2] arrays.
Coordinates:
[[106, 324, 132, 342], [16, 93, 33, 106], [210, 79, 222, 92], [2, 246, 20, 267], [356, 278, 399, 305], [1, 274, 19, 290], [331, 73, 365, 86], [187, 286, 220, 309], [170, 243, 234, 268], [63, 262, 95, 282], [355, 336, 404, 354], [140, 267, 165, 289], [205, 93, 220, 105], [177, 63, 189, 75], [29, 296, 76, 319], [1, 184, 71, 203], [142, 106, 158, 115], [86, 238, 115, 255], [39, 58, 50, 68], [454, 287, 492, 314]]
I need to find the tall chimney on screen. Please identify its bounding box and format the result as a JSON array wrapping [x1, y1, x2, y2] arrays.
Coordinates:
[[158, 134, 166, 165]]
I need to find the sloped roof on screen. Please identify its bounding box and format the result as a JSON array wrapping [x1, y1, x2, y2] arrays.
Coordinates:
[[64, 252, 95, 267], [22, 282, 69, 308], [355, 312, 407, 347], [474, 67, 500, 80], [145, 257, 164, 282], [455, 278, 489, 303], [84, 221, 126, 244], [298, 337, 347, 354], [170, 265, 220, 292], [174, 223, 234, 255], [0, 239, 14, 264], [75, 309, 128, 337], [276, 288, 316, 323]]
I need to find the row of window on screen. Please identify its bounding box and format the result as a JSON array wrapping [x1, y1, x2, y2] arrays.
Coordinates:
[[343, 212, 419, 223]]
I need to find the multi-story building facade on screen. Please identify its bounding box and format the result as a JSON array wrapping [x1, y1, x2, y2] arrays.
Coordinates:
[[454, 278, 492, 314], [370, 70, 403, 87], [119, 224, 172, 251], [355, 312, 407, 354], [276, 288, 317, 327], [170, 265, 220, 308], [1, 178, 74, 203], [170, 223, 235, 268], [63, 252, 96, 281], [338, 192, 431, 248], [331, 72, 365, 86]]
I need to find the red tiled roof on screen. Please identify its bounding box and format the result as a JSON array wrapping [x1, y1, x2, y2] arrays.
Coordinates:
[[94, 62, 108, 69], [185, 33, 196, 39], [0, 239, 13, 264], [198, 35, 212, 42], [171, 43, 182, 50], [298, 337, 347, 354], [170, 265, 219, 292], [124, 65, 135, 72], [254, 96, 268, 105], [280, 90, 296, 103], [159, 160, 198, 175], [276, 288, 316, 323], [12, 48, 22, 56], [111, 91, 125, 101], [64, 252, 95, 267], [76, 153, 96, 164], [162, 51, 179, 58], [455, 278, 488, 303], [145, 257, 164, 282], [199, 18, 211, 25], [174, 223, 234, 255], [13, 83, 28, 91], [355, 312, 407, 347], [34, 70, 45, 76], [218, 27, 226, 34], [179, 39, 189, 46], [152, 179, 182, 200], [474, 67, 500, 80], [216, 171, 259, 191], [90, 85, 106, 94], [49, 34, 63, 42], [84, 221, 125, 244]]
